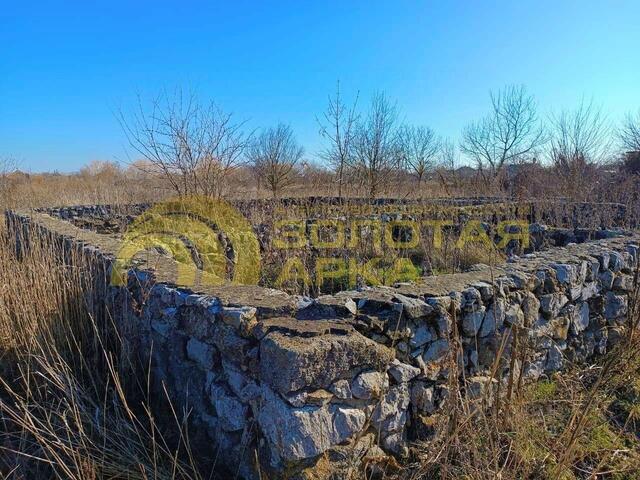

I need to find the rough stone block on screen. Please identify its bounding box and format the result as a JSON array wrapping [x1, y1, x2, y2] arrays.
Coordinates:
[[259, 323, 394, 395]]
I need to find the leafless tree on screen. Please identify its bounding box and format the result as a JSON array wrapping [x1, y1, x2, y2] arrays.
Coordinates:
[[435, 139, 459, 195], [397, 125, 441, 187], [461, 85, 545, 178], [317, 82, 359, 198], [0, 156, 17, 176], [440, 139, 459, 173], [352, 92, 401, 198], [548, 100, 611, 199], [0, 156, 18, 207], [549, 100, 611, 168], [247, 123, 304, 197], [619, 109, 640, 152], [118, 88, 249, 198]]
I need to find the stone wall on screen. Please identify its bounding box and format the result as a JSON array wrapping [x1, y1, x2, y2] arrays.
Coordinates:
[[5, 208, 639, 479], [40, 197, 630, 233]]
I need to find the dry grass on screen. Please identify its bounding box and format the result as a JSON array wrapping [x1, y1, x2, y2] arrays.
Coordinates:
[[0, 226, 205, 479], [400, 270, 640, 480], [1, 165, 640, 479]]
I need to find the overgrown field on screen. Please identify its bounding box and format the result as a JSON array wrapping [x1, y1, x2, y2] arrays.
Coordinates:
[[0, 227, 205, 479], [0, 212, 639, 479], [1, 156, 640, 478]]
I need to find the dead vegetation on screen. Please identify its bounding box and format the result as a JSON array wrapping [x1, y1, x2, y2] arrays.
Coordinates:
[[1, 219, 639, 480], [1, 86, 640, 479], [0, 227, 209, 479], [403, 277, 640, 480]]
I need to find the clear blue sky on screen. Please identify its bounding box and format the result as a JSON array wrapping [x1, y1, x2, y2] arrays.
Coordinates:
[[1, 0, 639, 172]]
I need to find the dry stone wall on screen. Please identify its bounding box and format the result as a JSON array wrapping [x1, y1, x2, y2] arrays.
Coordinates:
[[5, 208, 639, 479]]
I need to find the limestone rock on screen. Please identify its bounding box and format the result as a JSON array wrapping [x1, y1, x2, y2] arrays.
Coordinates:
[[212, 322, 252, 366], [297, 295, 358, 319], [521, 292, 540, 326], [410, 382, 436, 414], [551, 263, 577, 285], [422, 339, 449, 363], [329, 379, 353, 400], [580, 282, 599, 301], [426, 296, 452, 314], [393, 294, 433, 319], [613, 275, 634, 292], [285, 390, 308, 407], [257, 385, 366, 462], [545, 342, 565, 372], [351, 370, 389, 399], [381, 431, 408, 456], [540, 293, 568, 317], [435, 313, 453, 336], [210, 385, 248, 432], [260, 325, 394, 395], [387, 359, 421, 383], [462, 306, 486, 336], [609, 252, 624, 272], [479, 299, 505, 337], [461, 287, 482, 311], [570, 302, 590, 334], [595, 251, 610, 270], [223, 360, 255, 400], [599, 270, 615, 289], [220, 306, 257, 337], [186, 338, 216, 370], [505, 303, 524, 327], [508, 271, 533, 291], [409, 324, 434, 348], [604, 291, 628, 320], [471, 281, 494, 301], [371, 384, 410, 433]]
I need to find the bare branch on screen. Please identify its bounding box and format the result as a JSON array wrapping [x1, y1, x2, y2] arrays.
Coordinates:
[[549, 99, 611, 169], [247, 124, 304, 197], [547, 99, 611, 200], [317, 82, 360, 199], [461, 85, 545, 177], [116, 88, 249, 198], [397, 124, 441, 186], [352, 92, 401, 198], [619, 109, 640, 152]]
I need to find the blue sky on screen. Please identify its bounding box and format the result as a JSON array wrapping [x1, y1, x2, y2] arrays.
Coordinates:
[[1, 0, 639, 172]]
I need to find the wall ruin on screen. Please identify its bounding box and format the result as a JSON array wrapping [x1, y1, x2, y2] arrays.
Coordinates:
[[5, 205, 639, 479]]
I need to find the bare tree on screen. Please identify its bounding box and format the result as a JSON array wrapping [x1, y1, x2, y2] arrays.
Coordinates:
[[440, 139, 459, 173], [317, 82, 359, 198], [619, 109, 640, 152], [549, 100, 611, 168], [435, 139, 459, 195], [248, 124, 304, 197], [352, 92, 401, 198], [461, 85, 545, 178], [118, 88, 248, 198], [548, 100, 611, 199], [0, 156, 18, 207], [397, 124, 441, 187]]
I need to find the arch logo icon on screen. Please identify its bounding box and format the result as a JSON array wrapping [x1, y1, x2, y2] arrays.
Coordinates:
[[111, 196, 260, 288]]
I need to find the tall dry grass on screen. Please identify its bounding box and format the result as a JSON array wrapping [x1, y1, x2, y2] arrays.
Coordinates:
[[1, 162, 640, 479], [0, 225, 203, 479], [404, 266, 640, 480]]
